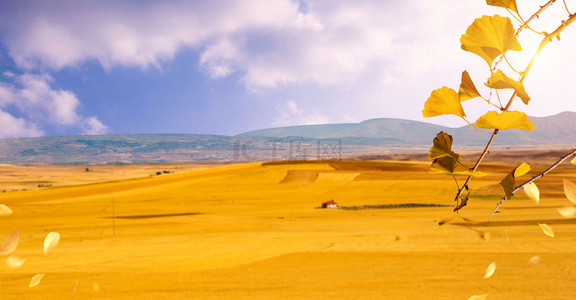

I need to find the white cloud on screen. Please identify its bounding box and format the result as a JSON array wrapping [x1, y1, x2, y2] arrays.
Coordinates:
[[83, 117, 109, 135], [0, 72, 108, 137], [272, 100, 329, 127]]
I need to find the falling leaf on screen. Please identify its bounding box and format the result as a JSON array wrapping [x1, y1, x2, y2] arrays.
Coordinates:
[[486, 0, 519, 14], [71, 279, 79, 294], [437, 214, 456, 228], [44, 232, 60, 255], [475, 111, 534, 131], [461, 15, 521, 67], [29, 274, 45, 288], [423, 87, 466, 118], [557, 206, 576, 218], [523, 182, 540, 204], [485, 70, 530, 104], [505, 229, 512, 243], [563, 179, 576, 204], [0, 229, 20, 255], [6, 256, 26, 268], [93, 281, 100, 292], [484, 262, 496, 279], [538, 223, 554, 237], [0, 204, 12, 217], [428, 132, 461, 161], [468, 294, 488, 300], [527, 255, 542, 266], [459, 71, 481, 101]]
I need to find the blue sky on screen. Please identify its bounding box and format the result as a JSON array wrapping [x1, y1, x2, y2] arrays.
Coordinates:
[[0, 0, 575, 138]]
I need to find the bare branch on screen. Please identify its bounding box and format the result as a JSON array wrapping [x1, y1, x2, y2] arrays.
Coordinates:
[[490, 148, 576, 217]]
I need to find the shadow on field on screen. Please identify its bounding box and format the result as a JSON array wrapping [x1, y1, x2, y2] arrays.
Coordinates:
[[454, 218, 576, 227]]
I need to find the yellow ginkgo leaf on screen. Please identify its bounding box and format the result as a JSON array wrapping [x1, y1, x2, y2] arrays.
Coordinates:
[[428, 131, 461, 161], [486, 0, 519, 14], [0, 229, 20, 255], [538, 223, 554, 237], [475, 111, 534, 131], [6, 256, 26, 269], [29, 274, 45, 288], [44, 232, 60, 255], [513, 162, 530, 177], [0, 204, 12, 217], [461, 15, 522, 67], [485, 70, 530, 104], [468, 294, 488, 300], [571, 156, 576, 165], [523, 182, 540, 204], [500, 173, 515, 200], [527, 255, 541, 266], [484, 262, 496, 279], [459, 71, 481, 101], [557, 206, 576, 218], [563, 179, 576, 204], [423, 87, 465, 118]]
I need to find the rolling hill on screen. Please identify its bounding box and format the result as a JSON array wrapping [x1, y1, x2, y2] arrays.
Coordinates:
[[0, 112, 574, 164]]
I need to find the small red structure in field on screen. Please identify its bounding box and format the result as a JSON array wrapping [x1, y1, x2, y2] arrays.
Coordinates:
[[321, 200, 339, 209]]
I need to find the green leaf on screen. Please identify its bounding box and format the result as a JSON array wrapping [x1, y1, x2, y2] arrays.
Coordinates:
[[430, 156, 459, 174], [423, 87, 465, 118], [475, 111, 534, 131], [428, 131, 461, 161], [461, 15, 522, 67], [459, 71, 482, 101], [485, 70, 530, 104], [486, 0, 519, 14]]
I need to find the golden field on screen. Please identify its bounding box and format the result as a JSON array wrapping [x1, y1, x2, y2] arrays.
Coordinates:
[[1, 160, 576, 299]]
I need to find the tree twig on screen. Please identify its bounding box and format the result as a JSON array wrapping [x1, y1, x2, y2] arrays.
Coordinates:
[[453, 12, 576, 212], [490, 148, 576, 217]]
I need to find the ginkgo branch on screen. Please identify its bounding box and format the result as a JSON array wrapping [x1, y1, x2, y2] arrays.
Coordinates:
[[490, 148, 576, 217]]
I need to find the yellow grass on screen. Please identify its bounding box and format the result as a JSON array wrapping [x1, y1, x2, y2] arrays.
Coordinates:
[[1, 160, 576, 299]]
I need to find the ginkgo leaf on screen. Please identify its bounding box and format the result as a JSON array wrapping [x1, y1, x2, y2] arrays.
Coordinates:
[[93, 281, 101, 292], [563, 179, 576, 204], [485, 70, 530, 104], [514, 162, 530, 177], [523, 182, 540, 204], [0, 204, 12, 217], [571, 156, 576, 165], [557, 206, 576, 218], [428, 131, 461, 161], [459, 71, 482, 101], [500, 173, 515, 200], [461, 15, 522, 67], [484, 262, 496, 279], [475, 111, 534, 131], [6, 256, 26, 268], [430, 156, 459, 174], [44, 232, 60, 255], [0, 229, 20, 255], [527, 255, 541, 266], [437, 214, 456, 228], [468, 294, 488, 300], [486, 0, 519, 14], [29, 274, 45, 288], [423, 87, 466, 118], [538, 223, 554, 237]]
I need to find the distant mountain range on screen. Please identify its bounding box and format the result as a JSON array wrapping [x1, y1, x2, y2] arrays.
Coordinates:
[[0, 112, 574, 164]]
